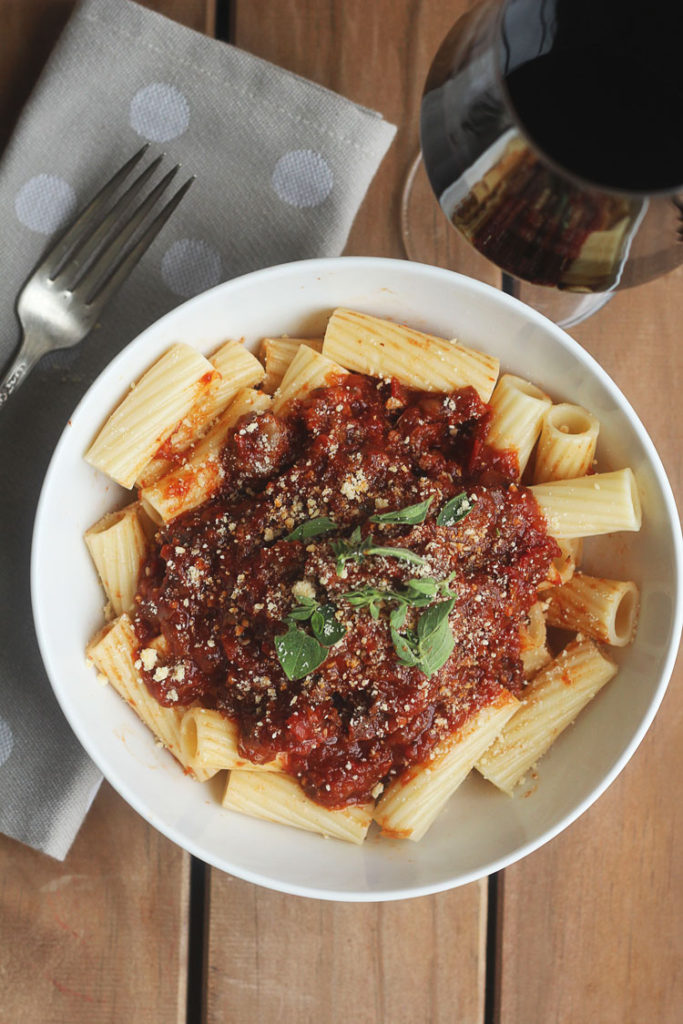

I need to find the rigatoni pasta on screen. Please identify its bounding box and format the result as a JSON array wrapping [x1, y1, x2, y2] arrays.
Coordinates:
[[140, 389, 272, 523], [260, 337, 323, 393], [272, 344, 348, 413], [180, 707, 285, 778], [374, 690, 520, 841], [486, 374, 552, 477], [530, 468, 641, 538], [544, 573, 639, 647], [85, 502, 150, 616], [85, 343, 218, 488], [86, 615, 188, 769], [83, 309, 642, 846], [222, 772, 373, 845], [322, 307, 499, 401], [476, 640, 618, 794], [533, 402, 600, 483], [137, 339, 266, 485]]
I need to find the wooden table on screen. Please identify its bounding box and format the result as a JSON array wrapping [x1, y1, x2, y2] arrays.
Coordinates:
[[2, 2, 681, 1021]]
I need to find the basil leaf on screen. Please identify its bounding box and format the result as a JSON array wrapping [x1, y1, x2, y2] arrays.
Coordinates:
[[310, 604, 346, 646], [349, 525, 363, 546], [397, 578, 451, 607], [391, 626, 421, 667], [331, 530, 372, 574], [404, 578, 438, 595], [275, 626, 329, 680], [342, 586, 384, 607], [285, 516, 338, 541], [370, 496, 433, 525], [415, 598, 456, 676], [436, 492, 473, 527], [390, 603, 408, 629], [342, 579, 456, 617], [287, 597, 317, 622], [332, 527, 428, 575], [287, 606, 315, 621], [418, 620, 455, 676], [417, 597, 456, 641], [341, 586, 385, 621], [366, 545, 428, 567]]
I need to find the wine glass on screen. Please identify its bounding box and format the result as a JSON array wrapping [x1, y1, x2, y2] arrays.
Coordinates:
[[403, 0, 683, 327]]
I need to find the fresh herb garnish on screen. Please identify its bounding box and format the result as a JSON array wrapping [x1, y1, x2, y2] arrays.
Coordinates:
[[310, 604, 346, 646], [342, 574, 456, 617], [436, 492, 474, 527], [285, 595, 318, 621], [369, 496, 433, 526], [284, 516, 338, 542], [330, 526, 428, 576], [398, 576, 456, 605], [342, 585, 386, 619], [342, 578, 457, 677], [390, 598, 456, 676], [389, 603, 408, 629], [412, 597, 457, 676], [390, 624, 421, 667], [276, 598, 346, 680], [275, 626, 331, 681]]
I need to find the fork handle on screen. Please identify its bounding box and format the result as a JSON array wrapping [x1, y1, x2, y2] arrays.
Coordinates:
[[0, 336, 47, 411]]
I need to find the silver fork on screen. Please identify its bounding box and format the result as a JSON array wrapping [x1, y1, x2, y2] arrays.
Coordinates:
[[0, 145, 193, 409]]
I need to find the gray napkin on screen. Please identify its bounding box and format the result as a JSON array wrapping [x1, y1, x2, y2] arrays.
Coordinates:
[[0, 0, 395, 859]]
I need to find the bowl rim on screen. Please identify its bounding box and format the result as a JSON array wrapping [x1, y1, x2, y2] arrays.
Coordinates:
[[31, 255, 683, 901]]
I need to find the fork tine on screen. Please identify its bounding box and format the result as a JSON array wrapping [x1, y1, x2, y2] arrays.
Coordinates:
[[71, 163, 181, 299], [38, 144, 150, 279], [84, 176, 195, 310], [51, 154, 164, 285]]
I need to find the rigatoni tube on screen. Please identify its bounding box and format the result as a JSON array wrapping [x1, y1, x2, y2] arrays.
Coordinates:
[[530, 468, 641, 538]]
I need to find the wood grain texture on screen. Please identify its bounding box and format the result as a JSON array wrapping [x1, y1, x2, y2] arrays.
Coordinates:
[[496, 270, 683, 1024], [232, 0, 500, 282], [0, 782, 190, 1024], [206, 872, 487, 1024]]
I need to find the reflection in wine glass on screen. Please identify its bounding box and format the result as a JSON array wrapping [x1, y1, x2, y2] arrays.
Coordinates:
[[405, 0, 683, 327]]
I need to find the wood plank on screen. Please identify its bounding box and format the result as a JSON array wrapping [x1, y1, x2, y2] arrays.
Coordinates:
[[0, 782, 190, 1024], [204, 5, 492, 1022], [496, 269, 683, 1024], [232, 0, 500, 282], [206, 873, 487, 1024]]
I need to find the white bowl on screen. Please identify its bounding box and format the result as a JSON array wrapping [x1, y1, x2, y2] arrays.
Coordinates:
[[32, 257, 682, 901]]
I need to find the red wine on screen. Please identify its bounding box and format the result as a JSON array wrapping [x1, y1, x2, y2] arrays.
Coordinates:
[[501, 0, 683, 193], [420, 0, 683, 289]]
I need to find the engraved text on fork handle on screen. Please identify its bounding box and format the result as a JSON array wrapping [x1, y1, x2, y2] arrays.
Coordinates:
[[0, 341, 45, 410]]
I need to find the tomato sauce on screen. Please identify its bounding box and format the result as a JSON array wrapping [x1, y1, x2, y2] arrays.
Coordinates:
[[133, 375, 557, 808]]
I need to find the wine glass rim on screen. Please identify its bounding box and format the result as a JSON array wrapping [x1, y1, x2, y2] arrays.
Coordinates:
[[493, 0, 683, 200]]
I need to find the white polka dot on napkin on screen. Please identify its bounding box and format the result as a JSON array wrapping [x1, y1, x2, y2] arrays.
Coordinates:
[[161, 238, 223, 297], [129, 83, 190, 142], [14, 174, 77, 234], [271, 150, 334, 208]]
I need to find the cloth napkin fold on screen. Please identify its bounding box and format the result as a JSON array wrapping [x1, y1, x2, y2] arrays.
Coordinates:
[[0, 0, 395, 859]]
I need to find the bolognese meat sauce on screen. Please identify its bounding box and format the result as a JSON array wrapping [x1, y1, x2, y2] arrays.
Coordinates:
[[133, 375, 558, 808]]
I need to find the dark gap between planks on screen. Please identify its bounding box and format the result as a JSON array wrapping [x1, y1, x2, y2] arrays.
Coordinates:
[[185, 8, 231, 1018], [484, 872, 501, 1024], [186, 856, 208, 1024], [484, 268, 511, 1024]]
